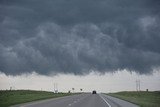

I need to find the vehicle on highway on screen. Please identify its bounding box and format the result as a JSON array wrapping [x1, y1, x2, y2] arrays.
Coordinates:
[[92, 90, 97, 94]]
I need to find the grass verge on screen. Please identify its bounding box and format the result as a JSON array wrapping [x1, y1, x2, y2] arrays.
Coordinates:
[[0, 90, 74, 107], [108, 91, 160, 107]]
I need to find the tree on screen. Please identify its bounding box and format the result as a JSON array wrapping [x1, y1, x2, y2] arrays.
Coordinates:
[[80, 88, 83, 92]]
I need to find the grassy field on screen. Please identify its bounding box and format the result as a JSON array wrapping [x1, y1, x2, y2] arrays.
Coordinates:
[[108, 91, 160, 107], [0, 90, 73, 107]]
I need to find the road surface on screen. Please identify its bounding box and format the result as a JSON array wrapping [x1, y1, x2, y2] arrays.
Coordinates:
[[12, 93, 139, 107]]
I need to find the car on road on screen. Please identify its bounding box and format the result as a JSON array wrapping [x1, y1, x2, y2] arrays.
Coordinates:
[[92, 90, 96, 94]]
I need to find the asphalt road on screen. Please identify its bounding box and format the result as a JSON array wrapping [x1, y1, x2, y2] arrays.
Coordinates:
[[12, 93, 139, 107]]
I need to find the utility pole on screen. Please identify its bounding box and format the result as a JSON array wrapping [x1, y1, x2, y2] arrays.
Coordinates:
[[139, 79, 141, 91], [54, 83, 58, 93], [136, 79, 140, 91], [10, 86, 12, 91]]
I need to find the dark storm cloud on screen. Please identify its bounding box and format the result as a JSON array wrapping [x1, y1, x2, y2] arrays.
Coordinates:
[[0, 0, 160, 75]]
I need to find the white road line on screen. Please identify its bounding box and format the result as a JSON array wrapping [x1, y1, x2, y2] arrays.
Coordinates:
[[68, 103, 72, 106], [99, 94, 111, 107]]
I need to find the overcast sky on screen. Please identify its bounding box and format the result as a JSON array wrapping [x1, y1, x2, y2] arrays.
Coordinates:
[[0, 0, 160, 92], [0, 70, 160, 92]]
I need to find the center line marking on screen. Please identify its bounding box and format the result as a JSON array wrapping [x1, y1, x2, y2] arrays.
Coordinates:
[[99, 94, 111, 107]]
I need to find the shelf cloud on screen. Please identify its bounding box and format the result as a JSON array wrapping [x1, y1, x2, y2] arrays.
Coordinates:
[[0, 0, 160, 75]]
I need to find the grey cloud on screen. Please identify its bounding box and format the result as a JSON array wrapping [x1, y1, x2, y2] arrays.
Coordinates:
[[0, 0, 160, 75]]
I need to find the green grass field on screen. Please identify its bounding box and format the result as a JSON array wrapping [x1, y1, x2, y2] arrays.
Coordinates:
[[108, 91, 160, 107], [0, 90, 73, 107]]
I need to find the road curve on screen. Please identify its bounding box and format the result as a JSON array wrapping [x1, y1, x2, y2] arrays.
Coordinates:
[[12, 93, 139, 107]]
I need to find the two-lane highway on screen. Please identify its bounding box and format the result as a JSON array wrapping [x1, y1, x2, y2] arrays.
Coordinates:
[[12, 93, 139, 107]]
